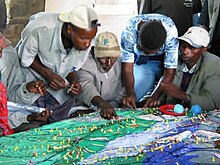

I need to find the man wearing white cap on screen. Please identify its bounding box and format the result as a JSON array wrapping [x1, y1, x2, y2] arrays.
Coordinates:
[[159, 26, 220, 111], [13, 5, 99, 115], [76, 31, 125, 120]]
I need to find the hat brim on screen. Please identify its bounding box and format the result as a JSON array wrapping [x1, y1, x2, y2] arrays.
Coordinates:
[[94, 49, 121, 58], [59, 12, 70, 23], [178, 37, 203, 48]]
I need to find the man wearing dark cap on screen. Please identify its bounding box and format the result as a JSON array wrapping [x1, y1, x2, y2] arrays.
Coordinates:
[[15, 5, 100, 110], [120, 14, 179, 109], [160, 26, 220, 111]]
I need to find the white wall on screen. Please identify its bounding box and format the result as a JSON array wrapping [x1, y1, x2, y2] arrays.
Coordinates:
[[45, 0, 94, 12], [45, 0, 138, 39]]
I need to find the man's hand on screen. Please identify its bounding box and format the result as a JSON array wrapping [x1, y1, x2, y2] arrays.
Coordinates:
[[27, 108, 52, 122], [67, 80, 81, 95], [99, 101, 119, 120], [120, 94, 137, 109], [143, 96, 160, 108], [46, 72, 66, 90], [160, 82, 184, 98], [30, 57, 66, 90], [26, 80, 47, 95]]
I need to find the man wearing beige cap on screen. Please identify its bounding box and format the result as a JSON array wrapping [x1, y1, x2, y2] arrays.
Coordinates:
[[76, 31, 125, 120], [159, 26, 220, 111], [14, 5, 99, 116]]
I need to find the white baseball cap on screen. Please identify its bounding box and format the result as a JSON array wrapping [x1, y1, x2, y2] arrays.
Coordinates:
[[59, 5, 99, 29], [178, 26, 210, 48]]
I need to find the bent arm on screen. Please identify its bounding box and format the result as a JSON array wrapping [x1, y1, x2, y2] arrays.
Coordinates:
[[152, 68, 176, 99], [144, 68, 176, 108], [30, 57, 66, 90]]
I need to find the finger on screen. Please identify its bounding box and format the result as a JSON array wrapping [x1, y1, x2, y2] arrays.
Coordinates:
[[67, 88, 77, 94], [37, 87, 44, 96], [121, 99, 127, 107], [131, 100, 136, 109], [43, 109, 50, 116], [49, 82, 59, 90], [106, 114, 112, 120], [57, 78, 66, 87], [154, 100, 160, 107], [153, 100, 157, 107], [149, 101, 155, 108], [112, 109, 118, 119], [126, 101, 133, 109], [143, 99, 151, 108]]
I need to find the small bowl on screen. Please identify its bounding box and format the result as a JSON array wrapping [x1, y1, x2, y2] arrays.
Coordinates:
[[159, 104, 186, 116]]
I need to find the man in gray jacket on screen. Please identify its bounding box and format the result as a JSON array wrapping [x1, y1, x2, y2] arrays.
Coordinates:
[[159, 26, 220, 111], [76, 32, 125, 120]]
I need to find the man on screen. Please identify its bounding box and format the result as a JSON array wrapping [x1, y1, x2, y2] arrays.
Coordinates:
[[76, 32, 125, 120], [198, 0, 220, 57], [160, 26, 220, 111], [139, 0, 202, 36], [120, 14, 179, 109], [15, 5, 99, 109], [1, 35, 46, 105], [0, 36, 51, 134]]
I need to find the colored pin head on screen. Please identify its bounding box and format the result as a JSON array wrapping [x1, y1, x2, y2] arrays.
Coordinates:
[[191, 104, 202, 116], [174, 104, 184, 113]]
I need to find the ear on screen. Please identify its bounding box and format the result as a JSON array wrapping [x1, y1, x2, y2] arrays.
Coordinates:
[[67, 24, 73, 35], [201, 47, 208, 54]]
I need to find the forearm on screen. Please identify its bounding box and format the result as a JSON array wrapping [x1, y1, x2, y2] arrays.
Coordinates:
[[66, 71, 77, 84], [8, 84, 38, 105], [122, 63, 135, 95], [30, 57, 52, 79], [8, 110, 30, 129], [151, 68, 175, 99], [91, 96, 107, 107]]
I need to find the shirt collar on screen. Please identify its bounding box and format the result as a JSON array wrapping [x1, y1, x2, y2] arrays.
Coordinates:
[[182, 63, 197, 74]]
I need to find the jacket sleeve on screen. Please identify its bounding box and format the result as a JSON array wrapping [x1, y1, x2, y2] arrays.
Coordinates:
[[8, 84, 40, 105], [8, 110, 30, 129], [16, 34, 39, 67], [76, 69, 101, 106]]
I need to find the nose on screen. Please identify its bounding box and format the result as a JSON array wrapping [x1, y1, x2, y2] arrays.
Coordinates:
[[181, 46, 190, 55], [106, 58, 111, 66]]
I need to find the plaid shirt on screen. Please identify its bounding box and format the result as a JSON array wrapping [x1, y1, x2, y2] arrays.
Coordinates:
[[0, 81, 14, 135]]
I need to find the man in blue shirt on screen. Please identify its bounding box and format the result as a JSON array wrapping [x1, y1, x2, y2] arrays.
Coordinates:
[[120, 14, 179, 108]]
